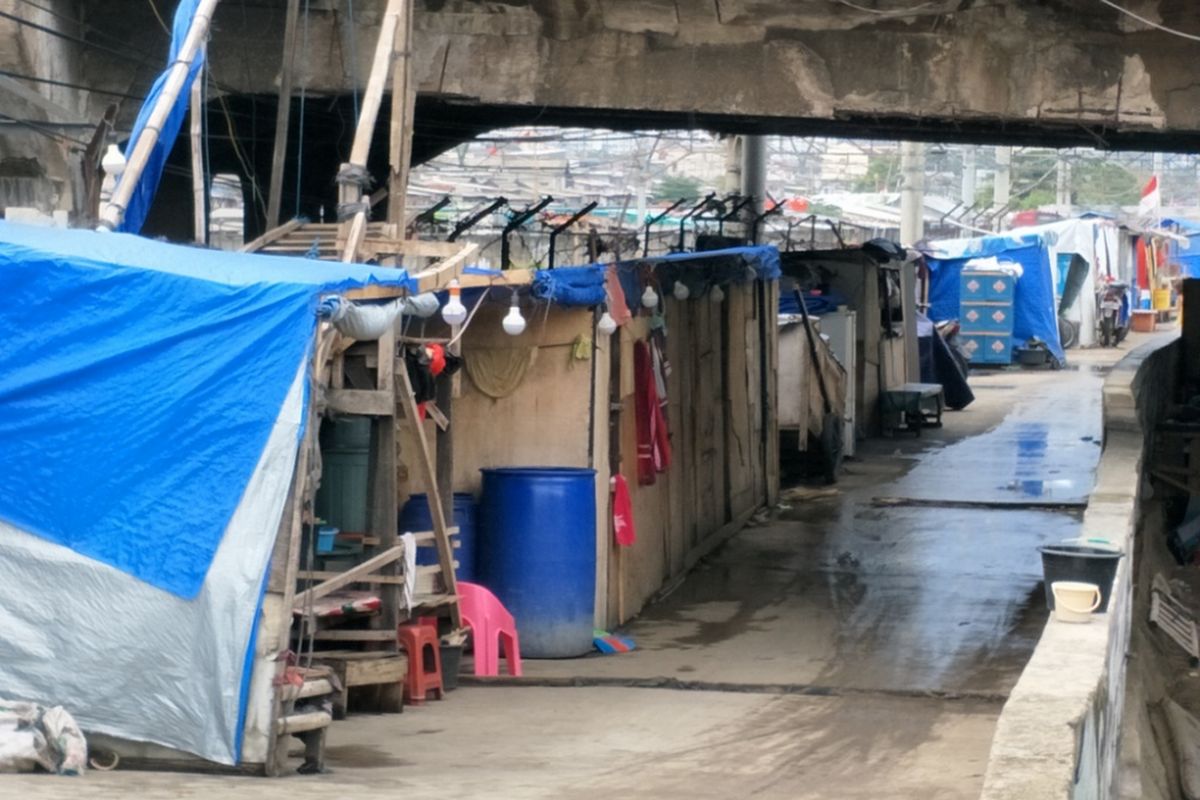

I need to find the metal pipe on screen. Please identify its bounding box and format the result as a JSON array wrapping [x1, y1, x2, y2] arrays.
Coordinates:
[[501, 196, 553, 269], [644, 197, 686, 257], [448, 197, 506, 242], [547, 201, 597, 268]]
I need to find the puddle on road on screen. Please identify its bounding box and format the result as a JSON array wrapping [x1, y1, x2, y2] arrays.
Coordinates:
[[325, 744, 412, 768]]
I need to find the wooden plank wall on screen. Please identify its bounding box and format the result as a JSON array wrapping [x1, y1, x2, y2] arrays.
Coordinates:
[[608, 282, 771, 624]]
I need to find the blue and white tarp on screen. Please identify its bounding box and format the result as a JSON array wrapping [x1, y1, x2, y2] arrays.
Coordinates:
[[923, 232, 1065, 364], [0, 222, 411, 764]]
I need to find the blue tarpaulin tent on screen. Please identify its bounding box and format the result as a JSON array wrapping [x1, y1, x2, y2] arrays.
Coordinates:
[[0, 221, 412, 764], [1162, 218, 1200, 278], [922, 232, 1065, 364]]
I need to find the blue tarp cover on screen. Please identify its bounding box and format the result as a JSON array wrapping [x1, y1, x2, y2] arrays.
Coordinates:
[[1162, 218, 1200, 279], [532, 265, 607, 307], [117, 0, 205, 234], [0, 222, 412, 598], [924, 232, 1065, 364], [615, 245, 781, 316]]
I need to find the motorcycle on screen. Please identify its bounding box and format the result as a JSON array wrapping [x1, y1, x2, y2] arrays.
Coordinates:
[[1096, 277, 1131, 348]]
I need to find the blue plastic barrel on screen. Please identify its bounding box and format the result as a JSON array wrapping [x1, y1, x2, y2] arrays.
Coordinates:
[[398, 493, 477, 583], [478, 467, 596, 658]]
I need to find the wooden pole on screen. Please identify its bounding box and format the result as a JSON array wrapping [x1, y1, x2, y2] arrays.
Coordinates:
[[190, 52, 206, 244], [348, 0, 404, 169], [386, 0, 414, 231], [338, 0, 405, 263], [98, 0, 221, 231], [266, 0, 302, 229]]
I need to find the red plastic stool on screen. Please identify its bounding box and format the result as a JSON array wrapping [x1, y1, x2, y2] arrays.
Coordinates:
[[397, 622, 444, 704]]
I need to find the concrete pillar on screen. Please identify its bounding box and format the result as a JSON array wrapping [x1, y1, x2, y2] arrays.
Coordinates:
[[740, 134, 766, 217], [994, 146, 1012, 209], [899, 140, 925, 246], [1056, 156, 1070, 215], [961, 146, 977, 207]]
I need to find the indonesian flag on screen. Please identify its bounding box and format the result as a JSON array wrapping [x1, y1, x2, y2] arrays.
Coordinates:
[[1139, 175, 1160, 216]]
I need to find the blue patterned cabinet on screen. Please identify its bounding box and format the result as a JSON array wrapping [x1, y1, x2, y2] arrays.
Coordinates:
[[959, 270, 1015, 365]]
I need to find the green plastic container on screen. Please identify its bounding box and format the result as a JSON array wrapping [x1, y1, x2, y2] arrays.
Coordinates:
[[314, 418, 371, 533]]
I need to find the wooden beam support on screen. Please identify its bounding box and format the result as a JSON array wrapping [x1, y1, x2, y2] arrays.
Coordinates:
[[387, 0, 414, 229], [241, 217, 305, 252], [266, 0, 302, 228], [293, 545, 406, 607], [189, 51, 206, 244], [398, 364, 462, 628], [327, 388, 394, 416]]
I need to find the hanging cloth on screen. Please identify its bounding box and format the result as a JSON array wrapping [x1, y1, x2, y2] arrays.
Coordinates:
[[465, 347, 536, 399], [611, 474, 636, 547], [606, 264, 634, 325], [633, 340, 672, 485]]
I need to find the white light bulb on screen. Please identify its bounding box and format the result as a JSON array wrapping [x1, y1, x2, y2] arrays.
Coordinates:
[[441, 279, 467, 326], [710, 284, 725, 303], [641, 285, 659, 309], [101, 143, 126, 177], [502, 304, 526, 336], [597, 310, 617, 336], [673, 281, 690, 301]]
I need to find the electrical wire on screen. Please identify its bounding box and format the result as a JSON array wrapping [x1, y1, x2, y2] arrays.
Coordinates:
[[1096, 0, 1200, 42], [144, 0, 171, 35], [0, 68, 145, 100], [831, 0, 932, 16], [0, 8, 158, 70], [346, 0, 360, 123], [0, 110, 87, 146], [294, 0, 312, 218]]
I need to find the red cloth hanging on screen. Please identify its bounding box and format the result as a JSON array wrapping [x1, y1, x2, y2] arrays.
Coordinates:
[[633, 340, 671, 485], [611, 474, 636, 547]]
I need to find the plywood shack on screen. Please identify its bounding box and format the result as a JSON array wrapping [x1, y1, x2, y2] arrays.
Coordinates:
[[607, 280, 779, 623], [397, 252, 780, 627], [780, 248, 915, 438]]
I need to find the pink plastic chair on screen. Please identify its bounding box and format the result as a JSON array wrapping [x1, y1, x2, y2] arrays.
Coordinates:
[[458, 581, 523, 677]]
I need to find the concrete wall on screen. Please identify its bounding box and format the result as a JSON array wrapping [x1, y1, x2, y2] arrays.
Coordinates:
[[980, 334, 1179, 800], [0, 0, 82, 214]]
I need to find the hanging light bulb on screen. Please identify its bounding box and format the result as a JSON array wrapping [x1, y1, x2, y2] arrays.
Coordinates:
[[597, 308, 617, 336], [673, 280, 690, 301], [441, 279, 467, 326], [502, 292, 526, 336], [641, 285, 659, 309], [710, 284, 725, 303], [101, 143, 126, 179]]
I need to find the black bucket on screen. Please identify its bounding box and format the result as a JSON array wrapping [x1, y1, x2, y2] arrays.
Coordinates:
[[440, 643, 463, 691], [1039, 544, 1124, 612]]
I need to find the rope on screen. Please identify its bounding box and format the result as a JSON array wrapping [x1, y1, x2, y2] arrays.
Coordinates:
[[294, 0, 312, 218]]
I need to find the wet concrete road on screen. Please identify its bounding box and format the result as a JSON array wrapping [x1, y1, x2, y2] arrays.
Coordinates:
[[524, 358, 1112, 700]]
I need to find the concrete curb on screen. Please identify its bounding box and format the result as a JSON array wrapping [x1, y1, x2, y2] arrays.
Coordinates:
[[979, 335, 1179, 800]]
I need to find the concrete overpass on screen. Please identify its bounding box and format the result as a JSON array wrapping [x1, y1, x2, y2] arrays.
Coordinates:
[[4, 0, 1200, 234]]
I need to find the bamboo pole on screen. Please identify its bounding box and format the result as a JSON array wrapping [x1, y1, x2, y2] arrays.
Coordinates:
[[387, 0, 414, 230], [338, 0, 405, 263], [348, 0, 405, 169], [97, 0, 221, 231], [190, 51, 206, 244], [266, 0, 302, 228]]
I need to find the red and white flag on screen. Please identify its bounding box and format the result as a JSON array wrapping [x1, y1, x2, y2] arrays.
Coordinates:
[[1139, 175, 1160, 217]]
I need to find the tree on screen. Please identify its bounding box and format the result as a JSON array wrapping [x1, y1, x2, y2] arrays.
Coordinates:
[[653, 174, 703, 201], [852, 155, 901, 192]]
